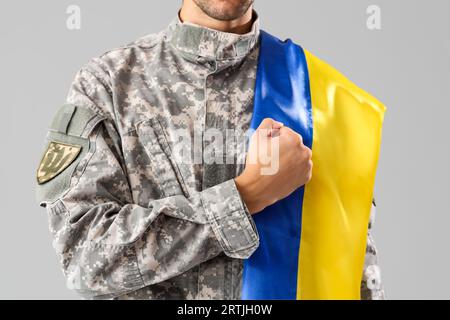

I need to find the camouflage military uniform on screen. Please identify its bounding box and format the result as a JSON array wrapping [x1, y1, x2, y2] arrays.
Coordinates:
[[36, 13, 385, 300]]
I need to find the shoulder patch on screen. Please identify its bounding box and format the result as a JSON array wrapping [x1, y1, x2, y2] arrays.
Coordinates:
[[36, 104, 105, 206], [37, 141, 82, 184]]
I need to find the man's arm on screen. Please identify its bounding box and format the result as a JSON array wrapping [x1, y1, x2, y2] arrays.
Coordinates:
[[360, 200, 386, 300], [36, 64, 259, 299], [37, 58, 312, 299]]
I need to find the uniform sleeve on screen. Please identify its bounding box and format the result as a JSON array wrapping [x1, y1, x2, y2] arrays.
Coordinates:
[[36, 62, 259, 299], [360, 200, 386, 300]]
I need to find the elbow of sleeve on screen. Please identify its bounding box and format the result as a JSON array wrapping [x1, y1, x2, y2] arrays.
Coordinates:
[[60, 243, 145, 299], [200, 179, 260, 260]]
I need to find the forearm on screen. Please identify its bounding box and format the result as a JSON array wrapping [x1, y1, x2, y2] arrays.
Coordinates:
[[49, 178, 258, 298]]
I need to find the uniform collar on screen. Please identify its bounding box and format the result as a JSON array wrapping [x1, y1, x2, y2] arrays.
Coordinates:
[[166, 11, 260, 63]]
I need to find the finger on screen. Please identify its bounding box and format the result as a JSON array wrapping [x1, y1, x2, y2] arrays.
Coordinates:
[[259, 118, 276, 129], [272, 121, 284, 129]]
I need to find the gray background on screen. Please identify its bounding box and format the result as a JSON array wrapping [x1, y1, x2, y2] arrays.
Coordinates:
[[0, 0, 448, 299]]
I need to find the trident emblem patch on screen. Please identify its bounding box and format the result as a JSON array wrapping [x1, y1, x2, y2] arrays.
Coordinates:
[[37, 141, 82, 184]]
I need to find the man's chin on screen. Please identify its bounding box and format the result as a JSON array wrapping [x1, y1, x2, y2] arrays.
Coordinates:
[[193, 0, 253, 21]]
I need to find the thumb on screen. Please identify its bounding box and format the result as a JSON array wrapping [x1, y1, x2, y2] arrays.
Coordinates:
[[258, 118, 284, 130]]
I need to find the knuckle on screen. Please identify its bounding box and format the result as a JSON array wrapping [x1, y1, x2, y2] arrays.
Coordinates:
[[296, 134, 303, 146], [287, 131, 301, 146], [280, 126, 289, 137], [288, 133, 298, 146], [305, 147, 312, 159]]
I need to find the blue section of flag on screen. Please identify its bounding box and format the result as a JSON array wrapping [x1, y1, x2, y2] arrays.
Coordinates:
[[242, 31, 313, 300]]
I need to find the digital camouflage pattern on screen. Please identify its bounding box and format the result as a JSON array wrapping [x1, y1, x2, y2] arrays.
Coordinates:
[[36, 13, 385, 300], [361, 201, 386, 300]]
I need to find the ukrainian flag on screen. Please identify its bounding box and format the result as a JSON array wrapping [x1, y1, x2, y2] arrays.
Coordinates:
[[242, 31, 386, 300]]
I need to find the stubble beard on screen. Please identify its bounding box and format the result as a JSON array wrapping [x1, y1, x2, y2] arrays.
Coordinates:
[[192, 0, 254, 21]]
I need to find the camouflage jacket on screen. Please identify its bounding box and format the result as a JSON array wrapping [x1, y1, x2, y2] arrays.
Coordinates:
[[36, 14, 385, 300]]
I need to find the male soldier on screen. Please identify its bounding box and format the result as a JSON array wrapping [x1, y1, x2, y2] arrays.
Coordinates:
[[36, 0, 385, 299]]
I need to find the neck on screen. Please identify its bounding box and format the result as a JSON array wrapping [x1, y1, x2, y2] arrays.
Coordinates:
[[179, 1, 254, 34]]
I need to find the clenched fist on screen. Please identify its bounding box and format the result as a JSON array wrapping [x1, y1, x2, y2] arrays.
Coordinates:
[[235, 118, 313, 214]]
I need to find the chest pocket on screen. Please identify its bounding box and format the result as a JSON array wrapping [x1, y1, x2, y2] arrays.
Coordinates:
[[136, 118, 190, 198]]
